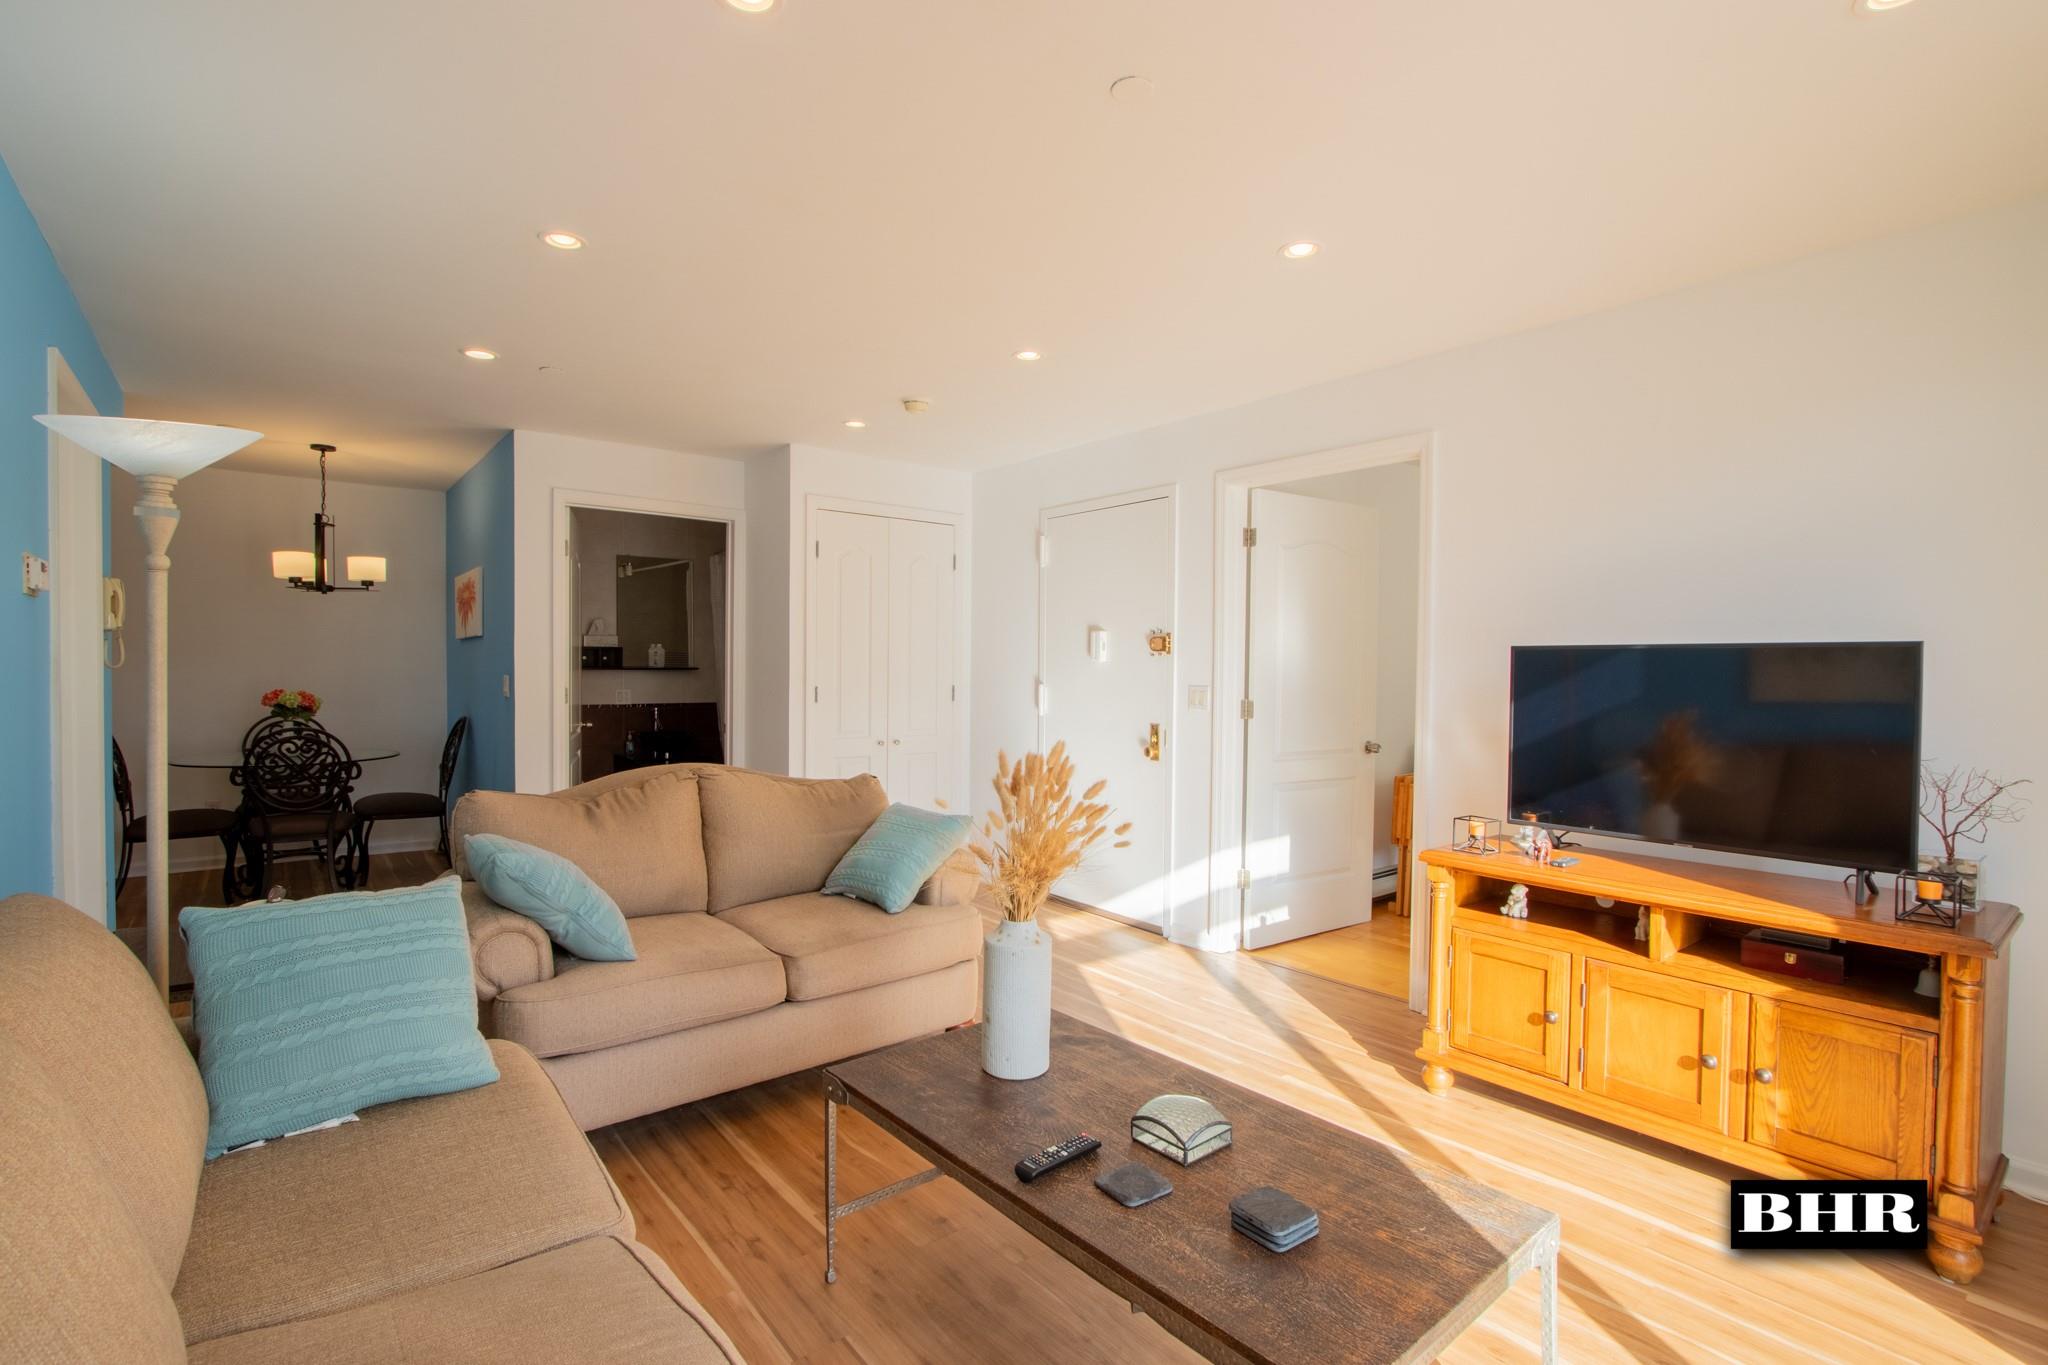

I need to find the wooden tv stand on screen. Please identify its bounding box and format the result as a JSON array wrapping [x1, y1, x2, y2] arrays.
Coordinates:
[[1416, 842, 2019, 1282]]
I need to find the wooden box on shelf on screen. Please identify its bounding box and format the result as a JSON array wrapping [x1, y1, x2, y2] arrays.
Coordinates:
[[1416, 842, 2019, 1284]]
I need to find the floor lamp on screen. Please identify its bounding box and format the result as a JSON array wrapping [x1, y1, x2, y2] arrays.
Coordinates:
[[35, 415, 262, 1002]]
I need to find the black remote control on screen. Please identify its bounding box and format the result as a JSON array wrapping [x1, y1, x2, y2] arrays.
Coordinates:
[[1015, 1134, 1100, 1182]]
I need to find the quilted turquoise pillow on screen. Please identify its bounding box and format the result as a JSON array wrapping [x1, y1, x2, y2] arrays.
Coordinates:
[[181, 878, 499, 1158], [464, 833, 637, 962], [824, 803, 972, 914]]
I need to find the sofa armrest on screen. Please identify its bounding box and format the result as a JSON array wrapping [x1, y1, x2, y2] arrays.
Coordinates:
[[462, 880, 555, 1001], [915, 848, 983, 908]]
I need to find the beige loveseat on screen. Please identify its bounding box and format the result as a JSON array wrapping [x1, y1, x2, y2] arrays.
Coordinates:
[[453, 763, 983, 1130], [0, 895, 741, 1364]]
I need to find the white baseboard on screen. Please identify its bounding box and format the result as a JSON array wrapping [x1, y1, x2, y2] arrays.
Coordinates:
[[156, 830, 441, 875], [2005, 1154, 2048, 1205]]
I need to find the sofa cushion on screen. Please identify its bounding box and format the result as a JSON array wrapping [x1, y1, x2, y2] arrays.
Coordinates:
[[188, 1236, 740, 1365], [181, 879, 500, 1158], [173, 1039, 631, 1343], [699, 768, 887, 913], [492, 913, 787, 1058], [714, 891, 982, 1001], [0, 1033, 189, 1364], [467, 833, 638, 961], [452, 768, 708, 916], [0, 893, 209, 1288], [824, 803, 973, 913]]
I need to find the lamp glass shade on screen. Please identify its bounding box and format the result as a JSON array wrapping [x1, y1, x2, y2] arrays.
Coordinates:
[[345, 555, 388, 584], [272, 550, 316, 580], [35, 415, 261, 479]]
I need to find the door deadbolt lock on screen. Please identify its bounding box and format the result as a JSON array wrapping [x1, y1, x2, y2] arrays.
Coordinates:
[[1147, 630, 1173, 656]]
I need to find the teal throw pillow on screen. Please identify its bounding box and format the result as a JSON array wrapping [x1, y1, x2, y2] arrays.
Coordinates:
[[464, 833, 638, 962], [181, 878, 499, 1158], [824, 803, 972, 914]]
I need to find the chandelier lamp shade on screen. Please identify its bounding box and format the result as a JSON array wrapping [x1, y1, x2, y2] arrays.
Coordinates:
[[33, 414, 263, 1002], [273, 443, 389, 592]]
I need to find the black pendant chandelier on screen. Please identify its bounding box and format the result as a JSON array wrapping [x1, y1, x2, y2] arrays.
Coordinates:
[[271, 443, 387, 593]]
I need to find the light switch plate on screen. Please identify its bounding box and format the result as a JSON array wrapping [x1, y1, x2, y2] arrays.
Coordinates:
[[1188, 685, 1209, 710], [501, 674, 512, 697], [22, 553, 50, 596]]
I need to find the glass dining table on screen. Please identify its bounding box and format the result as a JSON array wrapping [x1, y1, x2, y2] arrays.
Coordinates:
[[171, 748, 400, 896]]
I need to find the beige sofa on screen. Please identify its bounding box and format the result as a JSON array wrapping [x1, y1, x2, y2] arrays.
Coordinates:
[[0, 894, 741, 1364], [452, 763, 983, 1130]]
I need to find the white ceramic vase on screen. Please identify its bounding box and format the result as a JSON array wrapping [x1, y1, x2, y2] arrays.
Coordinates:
[[981, 917, 1052, 1080]]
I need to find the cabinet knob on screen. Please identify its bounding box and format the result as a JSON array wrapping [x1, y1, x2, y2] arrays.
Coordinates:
[[875, 740, 884, 747], [1754, 1067, 1774, 1085], [892, 738, 901, 745], [1542, 1010, 1559, 1024], [1701, 1054, 1719, 1070]]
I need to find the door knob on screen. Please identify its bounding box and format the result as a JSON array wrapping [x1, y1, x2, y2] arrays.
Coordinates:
[[875, 740, 884, 747], [892, 739, 901, 745], [1144, 723, 1163, 762], [1542, 1010, 1559, 1024], [1362, 740, 1382, 754], [1753, 1067, 1774, 1085], [1701, 1054, 1719, 1070]]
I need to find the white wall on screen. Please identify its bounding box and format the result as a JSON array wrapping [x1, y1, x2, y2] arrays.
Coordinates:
[[746, 443, 974, 804], [111, 465, 448, 864], [971, 195, 2048, 1189], [1279, 462, 1422, 877], [511, 431, 747, 793]]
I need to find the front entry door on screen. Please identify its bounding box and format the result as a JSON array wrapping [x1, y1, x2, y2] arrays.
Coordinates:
[[1241, 488, 1377, 949], [1040, 496, 1174, 930]]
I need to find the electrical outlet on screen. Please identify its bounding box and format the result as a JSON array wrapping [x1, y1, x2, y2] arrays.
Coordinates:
[[21, 553, 50, 596], [615, 689, 631, 704]]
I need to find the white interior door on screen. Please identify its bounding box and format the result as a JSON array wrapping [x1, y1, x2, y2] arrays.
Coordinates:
[[806, 510, 890, 780], [1041, 497, 1173, 930], [1241, 488, 1377, 949], [886, 518, 955, 810]]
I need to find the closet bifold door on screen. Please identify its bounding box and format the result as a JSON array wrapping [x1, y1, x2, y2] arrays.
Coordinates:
[[807, 510, 891, 779], [885, 518, 955, 811]]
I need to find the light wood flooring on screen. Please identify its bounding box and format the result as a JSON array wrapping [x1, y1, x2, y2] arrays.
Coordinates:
[[1246, 902, 1412, 1000], [113, 848, 452, 929], [604, 900, 2047, 1364]]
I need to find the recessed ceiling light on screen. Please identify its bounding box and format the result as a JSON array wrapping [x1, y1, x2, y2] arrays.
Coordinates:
[[538, 230, 585, 250], [1109, 76, 1155, 105], [1014, 350, 1042, 362], [725, 0, 775, 11], [1278, 241, 1321, 261], [843, 419, 867, 429], [461, 347, 498, 361], [1857, 0, 1916, 11]]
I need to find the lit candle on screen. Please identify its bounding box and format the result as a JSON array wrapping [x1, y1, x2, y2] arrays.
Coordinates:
[[1466, 817, 1486, 848], [1914, 877, 1946, 903]]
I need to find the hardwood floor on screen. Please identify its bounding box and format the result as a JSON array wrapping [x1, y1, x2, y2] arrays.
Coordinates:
[[1246, 902, 1411, 1000], [604, 901, 2047, 1364], [113, 848, 451, 929]]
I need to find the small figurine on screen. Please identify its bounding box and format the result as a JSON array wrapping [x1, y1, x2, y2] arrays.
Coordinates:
[[1531, 829, 1554, 865], [1502, 884, 1530, 919], [1513, 825, 1538, 858]]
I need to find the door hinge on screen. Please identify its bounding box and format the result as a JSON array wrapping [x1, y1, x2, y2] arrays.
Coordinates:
[[1236, 867, 1251, 891], [950, 684, 956, 701], [1580, 981, 1587, 1007], [1239, 698, 1255, 720], [813, 686, 820, 703], [1035, 681, 1049, 715], [952, 553, 957, 570], [1243, 526, 1257, 548], [1577, 1046, 1584, 1075], [564, 538, 571, 556], [1037, 533, 1049, 567], [814, 539, 820, 558], [562, 687, 570, 704]]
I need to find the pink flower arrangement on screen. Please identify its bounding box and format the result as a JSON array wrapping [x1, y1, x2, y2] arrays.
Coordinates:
[[261, 688, 322, 719]]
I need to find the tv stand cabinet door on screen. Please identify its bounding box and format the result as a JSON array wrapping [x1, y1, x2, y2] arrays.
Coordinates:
[[1448, 929, 1571, 1083], [1582, 961, 1743, 1134], [1749, 999, 1933, 1180]]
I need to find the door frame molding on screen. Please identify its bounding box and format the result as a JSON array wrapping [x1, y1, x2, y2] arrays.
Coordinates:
[[1211, 432, 1437, 1009], [1035, 485, 1179, 932], [801, 494, 967, 812], [46, 346, 109, 925], [548, 488, 746, 791]]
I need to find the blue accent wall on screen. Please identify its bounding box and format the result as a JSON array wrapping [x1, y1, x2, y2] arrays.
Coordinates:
[[0, 155, 122, 898], [445, 432, 515, 805]]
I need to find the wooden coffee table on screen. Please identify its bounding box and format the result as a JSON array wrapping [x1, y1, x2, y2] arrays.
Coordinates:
[[824, 1014, 1560, 1364]]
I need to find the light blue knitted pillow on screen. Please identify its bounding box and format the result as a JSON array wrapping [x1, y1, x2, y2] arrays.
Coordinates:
[[824, 803, 972, 913], [181, 878, 499, 1158], [463, 833, 637, 962]]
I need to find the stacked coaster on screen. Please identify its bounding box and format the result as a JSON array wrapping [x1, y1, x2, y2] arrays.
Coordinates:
[[1230, 1186, 1319, 1253]]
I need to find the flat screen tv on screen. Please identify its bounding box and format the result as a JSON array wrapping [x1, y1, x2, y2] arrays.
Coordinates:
[[1507, 643, 1922, 872]]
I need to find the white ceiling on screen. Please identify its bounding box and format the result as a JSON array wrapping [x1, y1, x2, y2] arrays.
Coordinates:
[[4, 1, 2045, 489]]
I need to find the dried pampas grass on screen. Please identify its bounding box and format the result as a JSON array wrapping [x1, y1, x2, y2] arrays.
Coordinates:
[[970, 743, 1132, 923]]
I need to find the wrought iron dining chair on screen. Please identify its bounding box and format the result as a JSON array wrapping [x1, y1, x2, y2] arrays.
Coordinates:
[[112, 737, 241, 903], [232, 717, 363, 893], [350, 716, 466, 886]]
